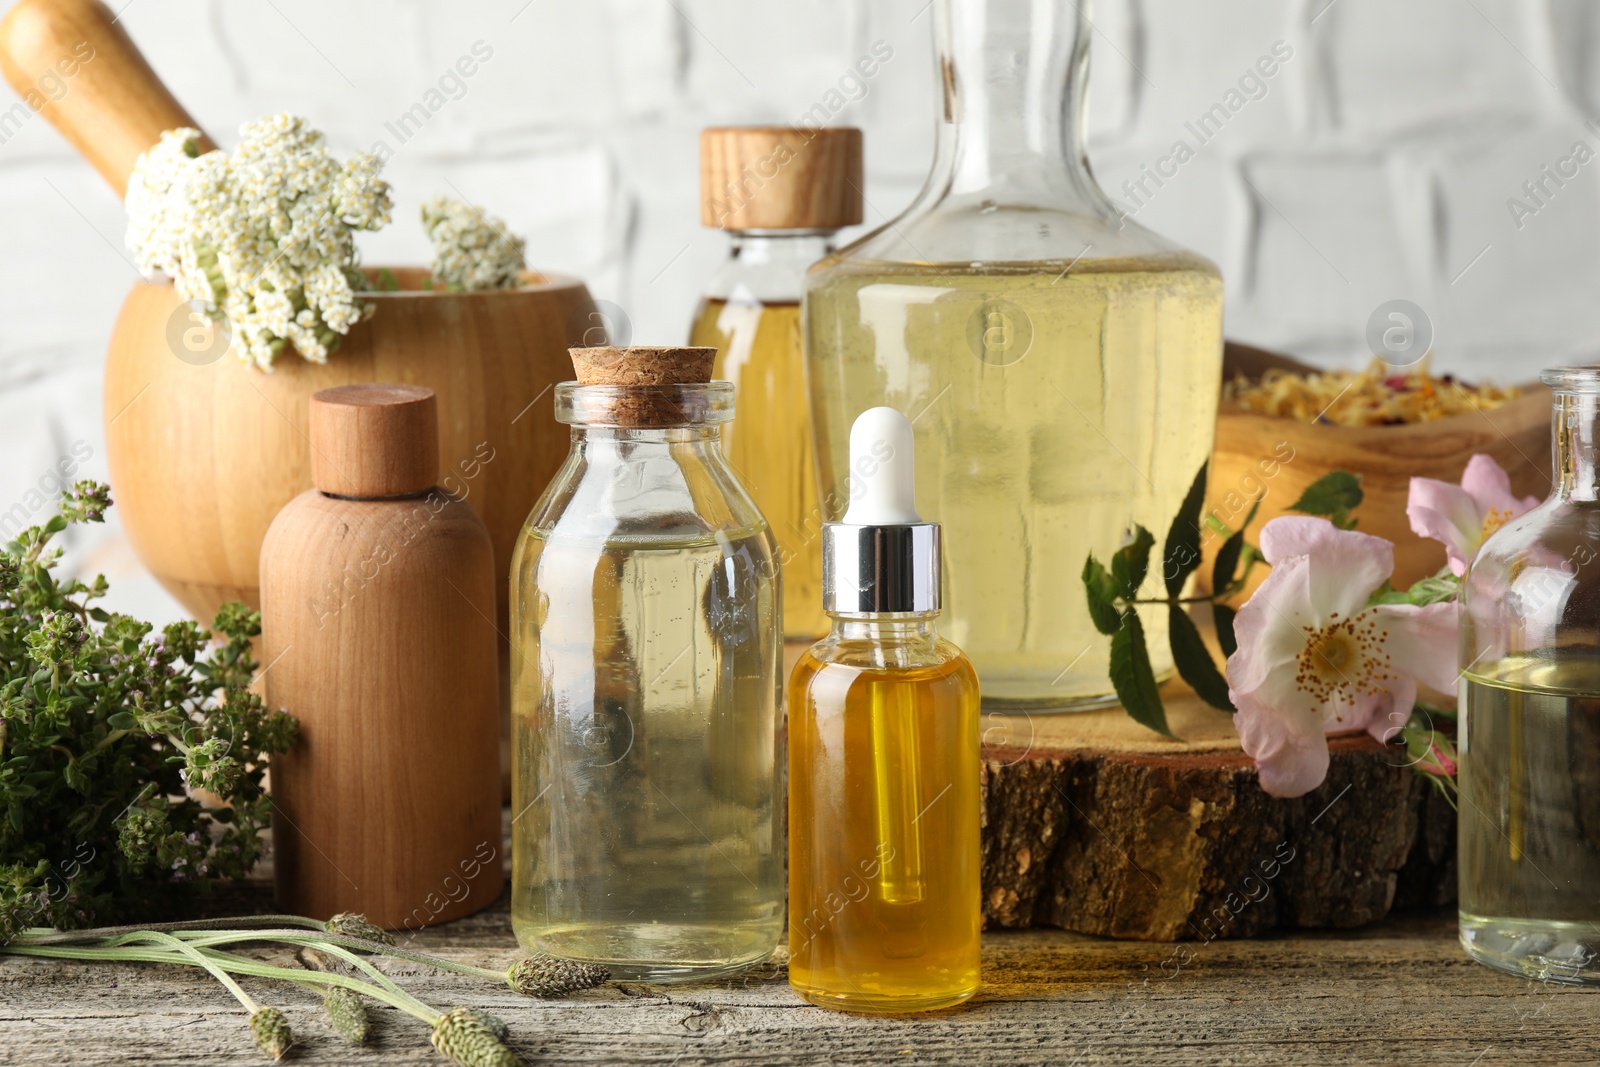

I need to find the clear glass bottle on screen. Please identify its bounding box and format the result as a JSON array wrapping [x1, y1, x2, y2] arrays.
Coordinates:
[[788, 407, 981, 1013], [510, 346, 784, 983], [1459, 367, 1600, 984], [803, 0, 1224, 711], [692, 126, 862, 641]]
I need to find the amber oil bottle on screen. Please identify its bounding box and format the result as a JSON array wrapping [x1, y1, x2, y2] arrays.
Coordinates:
[[787, 406, 981, 1012]]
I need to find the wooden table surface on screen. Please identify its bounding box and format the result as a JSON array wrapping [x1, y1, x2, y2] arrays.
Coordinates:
[[3, 881, 1598, 1067]]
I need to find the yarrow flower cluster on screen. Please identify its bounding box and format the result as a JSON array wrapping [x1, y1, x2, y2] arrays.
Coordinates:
[[421, 196, 526, 292], [125, 114, 393, 371]]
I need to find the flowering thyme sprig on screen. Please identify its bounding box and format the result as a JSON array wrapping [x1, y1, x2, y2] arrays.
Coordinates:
[[0, 484, 297, 940]]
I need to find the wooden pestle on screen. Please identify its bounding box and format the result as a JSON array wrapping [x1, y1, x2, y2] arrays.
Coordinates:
[[0, 0, 214, 197]]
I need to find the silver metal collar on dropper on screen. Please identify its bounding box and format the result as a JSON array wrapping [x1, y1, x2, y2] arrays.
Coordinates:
[[821, 407, 941, 615]]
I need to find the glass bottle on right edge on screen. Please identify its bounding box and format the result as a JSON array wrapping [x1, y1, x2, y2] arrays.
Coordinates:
[[1459, 367, 1600, 983], [803, 0, 1224, 711]]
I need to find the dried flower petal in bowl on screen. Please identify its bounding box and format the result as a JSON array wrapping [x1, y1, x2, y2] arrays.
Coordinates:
[[1223, 359, 1521, 426], [1203, 343, 1550, 595]]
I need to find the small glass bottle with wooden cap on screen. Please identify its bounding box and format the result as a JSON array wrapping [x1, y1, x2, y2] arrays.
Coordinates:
[[690, 125, 863, 641], [510, 345, 783, 982]]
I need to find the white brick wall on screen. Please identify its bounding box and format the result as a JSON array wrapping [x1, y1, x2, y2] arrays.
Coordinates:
[[0, 0, 1593, 623]]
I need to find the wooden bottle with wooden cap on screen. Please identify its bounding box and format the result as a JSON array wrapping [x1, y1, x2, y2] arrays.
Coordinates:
[[261, 383, 502, 930], [690, 126, 862, 642]]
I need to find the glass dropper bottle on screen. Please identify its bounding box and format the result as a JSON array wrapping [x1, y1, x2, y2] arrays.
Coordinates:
[[787, 406, 981, 1013]]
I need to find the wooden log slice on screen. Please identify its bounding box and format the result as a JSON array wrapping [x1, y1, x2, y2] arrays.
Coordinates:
[[978, 680, 1456, 940]]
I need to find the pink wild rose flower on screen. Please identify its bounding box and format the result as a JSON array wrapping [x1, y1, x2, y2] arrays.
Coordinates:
[[1225, 516, 1458, 797], [1407, 454, 1539, 576]]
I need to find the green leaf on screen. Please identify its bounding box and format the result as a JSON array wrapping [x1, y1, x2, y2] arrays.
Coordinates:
[[1288, 471, 1363, 529], [1212, 528, 1246, 596], [1163, 462, 1209, 596], [1368, 567, 1461, 607], [1109, 609, 1175, 738], [1214, 603, 1239, 659], [376, 267, 400, 292], [1236, 495, 1263, 534], [1111, 526, 1156, 599], [1081, 555, 1123, 636], [42, 515, 67, 535], [1168, 605, 1234, 711]]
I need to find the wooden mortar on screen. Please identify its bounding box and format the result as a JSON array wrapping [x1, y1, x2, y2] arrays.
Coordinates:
[[0, 0, 600, 629]]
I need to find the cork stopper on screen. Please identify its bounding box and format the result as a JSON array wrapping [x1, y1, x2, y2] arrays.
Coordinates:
[[309, 383, 439, 498], [567, 346, 720, 427], [700, 126, 863, 231]]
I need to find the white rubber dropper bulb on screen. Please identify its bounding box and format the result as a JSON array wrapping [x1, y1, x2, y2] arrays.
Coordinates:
[[841, 406, 923, 525]]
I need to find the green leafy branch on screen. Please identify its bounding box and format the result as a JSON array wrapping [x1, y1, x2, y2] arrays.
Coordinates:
[[0, 483, 298, 940], [1082, 464, 1364, 738]]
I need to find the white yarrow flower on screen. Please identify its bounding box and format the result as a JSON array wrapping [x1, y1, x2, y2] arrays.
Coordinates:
[[125, 115, 393, 371], [421, 196, 525, 292]]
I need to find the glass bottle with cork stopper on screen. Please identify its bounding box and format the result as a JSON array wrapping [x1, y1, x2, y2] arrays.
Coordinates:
[[510, 345, 784, 982], [691, 125, 863, 641]]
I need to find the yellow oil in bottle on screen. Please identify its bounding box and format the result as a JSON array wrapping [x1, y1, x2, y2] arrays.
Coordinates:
[[803, 256, 1223, 708], [1459, 653, 1600, 981], [690, 297, 827, 639], [511, 525, 783, 980], [787, 635, 981, 1012]]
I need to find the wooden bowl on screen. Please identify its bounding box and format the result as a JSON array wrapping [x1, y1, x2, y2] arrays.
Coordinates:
[[103, 267, 599, 625], [1201, 342, 1552, 596]]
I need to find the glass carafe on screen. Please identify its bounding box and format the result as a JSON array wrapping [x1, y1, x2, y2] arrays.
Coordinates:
[[1459, 367, 1600, 984], [803, 0, 1224, 710], [509, 357, 784, 982]]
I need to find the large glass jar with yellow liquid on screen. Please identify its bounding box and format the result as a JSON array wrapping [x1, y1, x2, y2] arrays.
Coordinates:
[[692, 126, 862, 640], [804, 0, 1224, 710]]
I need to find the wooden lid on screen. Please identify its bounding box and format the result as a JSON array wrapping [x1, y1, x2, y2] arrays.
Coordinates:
[[309, 383, 439, 498], [700, 126, 863, 231]]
